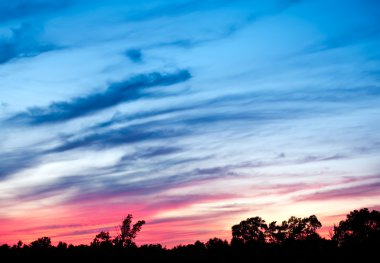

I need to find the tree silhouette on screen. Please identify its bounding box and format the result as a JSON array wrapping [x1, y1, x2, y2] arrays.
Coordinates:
[[205, 237, 229, 250], [16, 240, 23, 249], [91, 231, 112, 247], [57, 241, 68, 250], [266, 220, 288, 243], [231, 216, 267, 245], [333, 208, 380, 247], [113, 214, 145, 247], [30, 237, 52, 249], [286, 215, 322, 241]]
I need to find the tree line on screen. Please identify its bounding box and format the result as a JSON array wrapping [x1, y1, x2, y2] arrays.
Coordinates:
[[1, 208, 379, 262]]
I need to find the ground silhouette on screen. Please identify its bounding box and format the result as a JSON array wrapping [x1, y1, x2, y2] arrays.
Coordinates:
[[1, 208, 379, 262]]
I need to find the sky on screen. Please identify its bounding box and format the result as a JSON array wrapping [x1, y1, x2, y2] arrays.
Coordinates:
[[0, 0, 380, 247]]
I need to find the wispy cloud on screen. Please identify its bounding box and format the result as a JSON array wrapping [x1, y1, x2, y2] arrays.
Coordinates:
[[87, 84, 380, 136], [305, 28, 380, 53], [10, 162, 240, 205], [120, 146, 183, 161], [8, 70, 191, 125], [50, 123, 189, 153], [14, 223, 83, 233], [0, 23, 57, 64], [0, 150, 42, 180], [296, 178, 380, 201]]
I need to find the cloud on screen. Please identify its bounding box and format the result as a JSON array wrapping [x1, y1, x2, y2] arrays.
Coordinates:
[[14, 224, 83, 233], [12, 162, 240, 205], [0, 23, 57, 64], [0, 150, 42, 180], [95, 164, 237, 199], [125, 49, 143, 63], [57, 226, 115, 237], [305, 28, 380, 53], [144, 193, 239, 213], [0, 0, 74, 22], [298, 154, 346, 163], [296, 179, 380, 201], [1, 79, 372, 179], [0, 120, 188, 180], [8, 69, 191, 125], [49, 123, 189, 153], [92, 84, 380, 132], [148, 205, 248, 227], [124, 0, 233, 22], [120, 146, 183, 161]]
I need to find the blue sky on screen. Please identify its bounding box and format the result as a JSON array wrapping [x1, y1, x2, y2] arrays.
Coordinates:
[[0, 0, 380, 246]]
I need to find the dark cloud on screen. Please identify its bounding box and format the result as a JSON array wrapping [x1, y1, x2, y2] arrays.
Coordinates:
[[0, 151, 42, 180], [0, 0, 74, 22], [49, 123, 188, 153], [91, 103, 201, 130], [0, 23, 57, 64], [153, 39, 195, 49], [8, 69, 191, 125], [125, 49, 143, 63], [89, 93, 281, 131]]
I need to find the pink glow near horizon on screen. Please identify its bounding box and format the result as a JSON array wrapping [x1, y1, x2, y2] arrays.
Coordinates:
[[2, 177, 379, 247]]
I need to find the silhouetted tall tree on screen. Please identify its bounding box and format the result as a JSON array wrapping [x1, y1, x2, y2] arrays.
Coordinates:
[[333, 208, 380, 247], [231, 216, 267, 245], [113, 214, 145, 247]]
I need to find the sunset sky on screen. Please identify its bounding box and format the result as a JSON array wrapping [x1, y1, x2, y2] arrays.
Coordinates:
[[1, 0, 380, 247]]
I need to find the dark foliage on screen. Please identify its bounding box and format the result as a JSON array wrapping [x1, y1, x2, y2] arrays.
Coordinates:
[[333, 208, 380, 247], [30, 237, 52, 249], [0, 208, 379, 262]]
